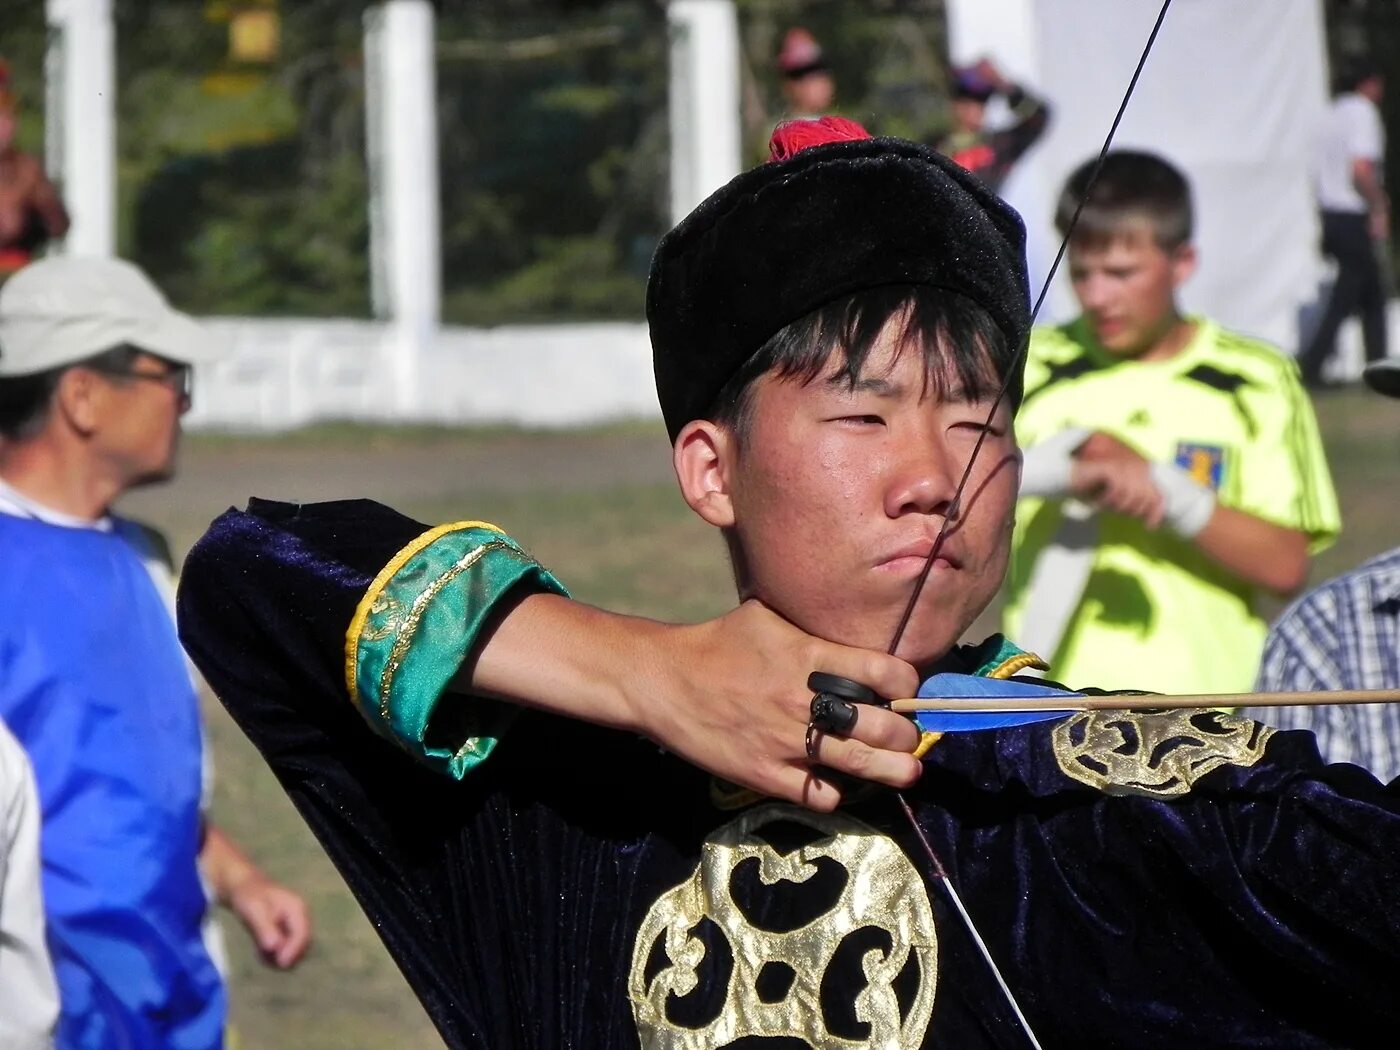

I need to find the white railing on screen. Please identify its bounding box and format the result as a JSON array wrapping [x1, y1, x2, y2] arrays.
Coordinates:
[[187, 318, 658, 431]]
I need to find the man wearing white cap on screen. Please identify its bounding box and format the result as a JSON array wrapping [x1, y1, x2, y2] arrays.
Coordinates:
[[1246, 358, 1400, 780], [0, 257, 310, 1049]]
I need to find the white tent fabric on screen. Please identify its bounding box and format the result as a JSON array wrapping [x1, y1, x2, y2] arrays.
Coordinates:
[[948, 0, 1330, 352]]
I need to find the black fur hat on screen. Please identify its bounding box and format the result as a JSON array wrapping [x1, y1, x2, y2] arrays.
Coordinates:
[[647, 118, 1030, 440]]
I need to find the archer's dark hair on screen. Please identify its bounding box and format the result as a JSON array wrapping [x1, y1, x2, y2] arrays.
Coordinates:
[[705, 284, 1018, 441], [1055, 150, 1193, 250], [0, 344, 144, 440]]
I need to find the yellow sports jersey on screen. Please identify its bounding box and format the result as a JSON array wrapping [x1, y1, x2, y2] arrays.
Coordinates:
[[1004, 317, 1340, 694]]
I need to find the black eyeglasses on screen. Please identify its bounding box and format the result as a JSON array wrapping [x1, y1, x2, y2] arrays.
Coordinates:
[[90, 362, 193, 401]]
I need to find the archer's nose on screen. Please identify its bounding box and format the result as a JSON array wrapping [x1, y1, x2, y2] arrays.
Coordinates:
[[884, 440, 958, 520]]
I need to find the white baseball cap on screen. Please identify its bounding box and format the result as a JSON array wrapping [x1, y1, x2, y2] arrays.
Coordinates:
[[0, 256, 224, 378], [1363, 359, 1400, 399]]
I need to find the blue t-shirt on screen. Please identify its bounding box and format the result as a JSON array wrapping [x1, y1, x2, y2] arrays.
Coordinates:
[[0, 514, 224, 1049]]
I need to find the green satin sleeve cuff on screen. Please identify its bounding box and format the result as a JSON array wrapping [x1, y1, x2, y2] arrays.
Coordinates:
[[344, 520, 569, 779]]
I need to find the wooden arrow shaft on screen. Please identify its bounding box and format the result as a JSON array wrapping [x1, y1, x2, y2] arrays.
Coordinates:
[[890, 689, 1400, 715]]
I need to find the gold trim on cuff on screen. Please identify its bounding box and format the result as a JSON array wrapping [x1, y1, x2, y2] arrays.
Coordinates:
[[344, 520, 506, 704], [376, 540, 512, 722]]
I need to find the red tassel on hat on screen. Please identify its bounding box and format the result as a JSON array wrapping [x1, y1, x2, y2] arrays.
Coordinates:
[[768, 116, 872, 163]]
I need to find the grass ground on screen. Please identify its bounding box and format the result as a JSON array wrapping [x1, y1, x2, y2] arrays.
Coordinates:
[[116, 388, 1397, 1048]]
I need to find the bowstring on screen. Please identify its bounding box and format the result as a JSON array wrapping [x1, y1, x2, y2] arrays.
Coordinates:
[[885, 3, 1175, 1046]]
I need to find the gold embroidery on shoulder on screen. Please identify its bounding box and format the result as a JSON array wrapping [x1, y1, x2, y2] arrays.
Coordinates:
[[629, 804, 937, 1048], [1052, 709, 1274, 800]]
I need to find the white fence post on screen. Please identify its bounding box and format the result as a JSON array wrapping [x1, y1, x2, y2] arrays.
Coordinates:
[[364, 0, 441, 417], [44, 0, 116, 257], [666, 0, 741, 225]]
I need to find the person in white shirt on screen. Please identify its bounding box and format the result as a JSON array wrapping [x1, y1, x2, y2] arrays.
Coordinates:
[[0, 717, 57, 1050], [1300, 63, 1391, 387]]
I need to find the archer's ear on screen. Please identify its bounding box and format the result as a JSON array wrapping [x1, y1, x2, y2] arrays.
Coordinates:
[[673, 419, 736, 528]]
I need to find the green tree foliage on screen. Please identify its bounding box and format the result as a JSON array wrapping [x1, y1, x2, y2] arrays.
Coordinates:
[[735, 0, 950, 158], [38, 0, 1392, 326], [0, 2, 48, 155], [116, 0, 371, 317], [432, 0, 950, 325], [9, 0, 951, 322], [435, 2, 670, 324]]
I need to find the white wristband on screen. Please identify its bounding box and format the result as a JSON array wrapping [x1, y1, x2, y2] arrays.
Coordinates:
[[1019, 427, 1093, 497], [1150, 461, 1217, 539]]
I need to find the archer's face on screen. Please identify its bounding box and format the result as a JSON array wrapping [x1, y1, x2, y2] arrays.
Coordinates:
[[676, 321, 1020, 671]]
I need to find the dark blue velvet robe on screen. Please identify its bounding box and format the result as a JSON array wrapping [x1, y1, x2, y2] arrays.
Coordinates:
[[178, 499, 1400, 1049]]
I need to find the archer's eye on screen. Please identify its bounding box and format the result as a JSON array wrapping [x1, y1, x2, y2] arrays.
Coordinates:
[[952, 421, 1005, 437]]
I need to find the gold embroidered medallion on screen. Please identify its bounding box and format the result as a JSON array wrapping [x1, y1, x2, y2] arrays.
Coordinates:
[[1052, 709, 1274, 799], [628, 803, 937, 1048]]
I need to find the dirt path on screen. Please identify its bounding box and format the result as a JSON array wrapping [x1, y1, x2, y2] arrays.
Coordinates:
[[120, 426, 677, 555]]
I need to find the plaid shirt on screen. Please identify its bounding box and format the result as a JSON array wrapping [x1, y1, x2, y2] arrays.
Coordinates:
[[1248, 546, 1400, 781]]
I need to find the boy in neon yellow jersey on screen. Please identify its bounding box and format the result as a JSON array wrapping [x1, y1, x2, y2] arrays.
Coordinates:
[[1005, 151, 1339, 694]]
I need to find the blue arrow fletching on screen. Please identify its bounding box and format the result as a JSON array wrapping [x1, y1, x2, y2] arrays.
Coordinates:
[[912, 673, 1084, 733]]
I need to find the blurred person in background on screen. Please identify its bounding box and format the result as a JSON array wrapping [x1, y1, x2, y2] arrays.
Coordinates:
[[936, 57, 1050, 194], [1245, 358, 1400, 779], [1298, 62, 1389, 389], [0, 256, 310, 1048], [0, 716, 57, 1050], [776, 27, 835, 121], [1008, 151, 1340, 694], [0, 60, 68, 277]]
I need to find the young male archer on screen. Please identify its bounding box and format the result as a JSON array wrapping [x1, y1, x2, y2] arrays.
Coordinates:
[[180, 121, 1400, 1049]]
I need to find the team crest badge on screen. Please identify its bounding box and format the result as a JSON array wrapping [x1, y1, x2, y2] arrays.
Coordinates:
[[1174, 442, 1225, 490]]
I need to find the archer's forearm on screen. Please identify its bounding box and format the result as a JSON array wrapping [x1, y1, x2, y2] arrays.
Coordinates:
[[458, 592, 657, 735], [456, 593, 923, 809]]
